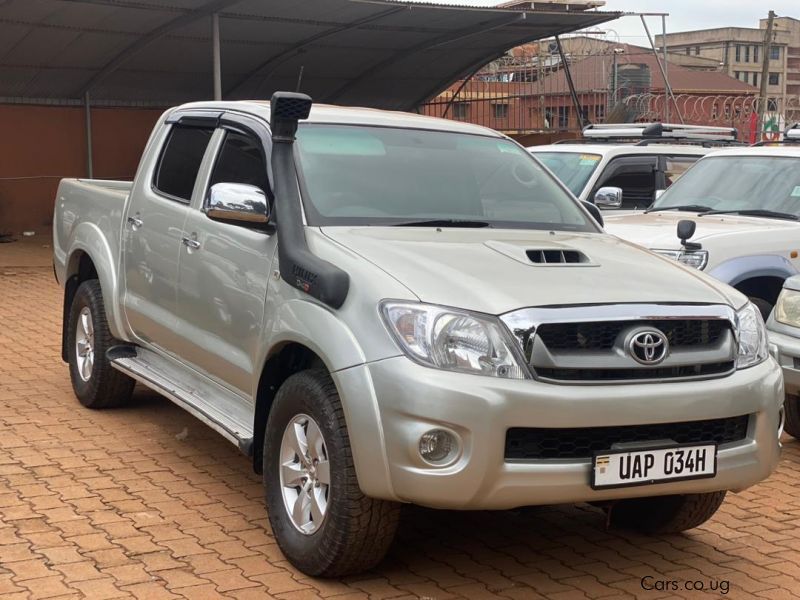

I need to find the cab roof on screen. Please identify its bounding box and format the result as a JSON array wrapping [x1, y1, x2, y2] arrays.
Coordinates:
[[702, 145, 800, 159], [172, 100, 504, 138], [527, 144, 710, 157]]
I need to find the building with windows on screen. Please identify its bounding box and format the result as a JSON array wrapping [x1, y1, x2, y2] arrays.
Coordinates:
[[656, 17, 800, 102], [422, 42, 754, 135]]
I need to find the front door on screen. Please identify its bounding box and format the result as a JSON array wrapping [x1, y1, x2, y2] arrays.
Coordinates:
[[176, 122, 275, 396], [122, 122, 214, 354]]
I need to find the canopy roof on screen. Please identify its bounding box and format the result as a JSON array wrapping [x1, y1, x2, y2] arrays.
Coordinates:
[[0, 0, 619, 109]]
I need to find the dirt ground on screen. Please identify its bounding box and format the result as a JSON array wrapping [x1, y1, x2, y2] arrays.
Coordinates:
[[2, 240, 800, 599]]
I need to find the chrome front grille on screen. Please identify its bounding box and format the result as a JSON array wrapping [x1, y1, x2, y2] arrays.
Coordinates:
[[500, 304, 737, 384]]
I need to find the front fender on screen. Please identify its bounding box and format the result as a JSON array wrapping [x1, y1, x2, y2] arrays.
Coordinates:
[[260, 298, 366, 376], [65, 222, 126, 340], [257, 300, 398, 500], [708, 254, 797, 287]]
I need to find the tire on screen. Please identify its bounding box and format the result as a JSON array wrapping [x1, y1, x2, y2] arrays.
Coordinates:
[[66, 280, 135, 409], [609, 491, 726, 534], [749, 296, 773, 321], [784, 394, 800, 439], [263, 369, 400, 577]]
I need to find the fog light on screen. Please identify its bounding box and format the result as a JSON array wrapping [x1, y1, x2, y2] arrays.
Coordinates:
[[419, 429, 458, 464]]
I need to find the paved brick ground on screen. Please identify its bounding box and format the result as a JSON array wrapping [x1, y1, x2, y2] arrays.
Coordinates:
[[3, 265, 800, 599]]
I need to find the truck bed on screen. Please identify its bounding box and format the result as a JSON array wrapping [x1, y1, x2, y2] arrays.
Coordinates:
[[53, 178, 132, 290]]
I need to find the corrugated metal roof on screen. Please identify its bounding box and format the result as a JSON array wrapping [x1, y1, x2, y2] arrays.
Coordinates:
[[0, 0, 619, 109]]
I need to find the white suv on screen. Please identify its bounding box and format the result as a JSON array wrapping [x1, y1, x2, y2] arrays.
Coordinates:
[[604, 128, 800, 318], [530, 123, 738, 211]]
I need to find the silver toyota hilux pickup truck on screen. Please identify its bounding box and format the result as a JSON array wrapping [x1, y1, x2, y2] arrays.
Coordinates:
[[53, 93, 783, 577]]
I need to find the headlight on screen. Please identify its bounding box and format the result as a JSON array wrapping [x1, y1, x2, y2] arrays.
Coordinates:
[[380, 301, 527, 379], [735, 302, 769, 369], [650, 248, 709, 270], [775, 288, 800, 327]]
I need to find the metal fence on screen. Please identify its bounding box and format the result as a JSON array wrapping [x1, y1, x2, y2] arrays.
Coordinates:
[[418, 34, 800, 143]]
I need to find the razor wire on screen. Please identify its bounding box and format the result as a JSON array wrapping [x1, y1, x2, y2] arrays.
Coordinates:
[[418, 29, 800, 140]]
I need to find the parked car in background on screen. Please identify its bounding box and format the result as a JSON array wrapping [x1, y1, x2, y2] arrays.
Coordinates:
[[768, 275, 800, 438], [53, 94, 782, 577], [604, 131, 800, 318], [529, 123, 739, 211]]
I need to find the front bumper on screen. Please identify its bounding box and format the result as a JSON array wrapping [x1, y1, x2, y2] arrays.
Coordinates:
[[768, 328, 800, 396], [334, 357, 782, 510]]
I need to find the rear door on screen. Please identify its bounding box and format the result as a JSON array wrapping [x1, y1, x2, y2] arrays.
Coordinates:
[[122, 119, 215, 354], [176, 115, 275, 396]]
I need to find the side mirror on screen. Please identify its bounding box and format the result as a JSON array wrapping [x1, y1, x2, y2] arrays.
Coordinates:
[[593, 186, 623, 209], [581, 200, 604, 227], [205, 183, 270, 227], [677, 219, 701, 250]]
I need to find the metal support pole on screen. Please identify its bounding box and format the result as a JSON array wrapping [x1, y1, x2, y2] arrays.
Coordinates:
[[640, 14, 683, 123], [757, 10, 776, 142], [554, 35, 586, 130], [212, 13, 222, 101], [661, 14, 669, 122], [84, 91, 93, 179]]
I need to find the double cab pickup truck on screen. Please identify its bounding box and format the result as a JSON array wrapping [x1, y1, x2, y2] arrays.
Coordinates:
[[54, 93, 783, 577]]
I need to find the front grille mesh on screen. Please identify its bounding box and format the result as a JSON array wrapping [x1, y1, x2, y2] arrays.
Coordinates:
[[536, 319, 727, 351], [505, 415, 749, 460], [536, 361, 734, 382]]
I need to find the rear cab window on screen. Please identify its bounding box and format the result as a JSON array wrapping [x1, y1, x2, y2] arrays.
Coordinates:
[[154, 125, 214, 202]]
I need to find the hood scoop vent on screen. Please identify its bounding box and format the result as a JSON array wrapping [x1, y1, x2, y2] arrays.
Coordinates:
[[526, 249, 589, 265], [483, 240, 597, 267]]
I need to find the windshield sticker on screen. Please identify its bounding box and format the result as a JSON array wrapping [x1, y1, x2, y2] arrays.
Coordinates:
[[792, 185, 800, 198], [579, 155, 600, 165]]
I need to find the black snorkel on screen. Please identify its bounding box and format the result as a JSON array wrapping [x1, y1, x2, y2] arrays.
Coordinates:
[[269, 92, 349, 309]]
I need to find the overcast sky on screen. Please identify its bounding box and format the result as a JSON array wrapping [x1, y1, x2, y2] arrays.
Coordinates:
[[422, 1, 799, 43]]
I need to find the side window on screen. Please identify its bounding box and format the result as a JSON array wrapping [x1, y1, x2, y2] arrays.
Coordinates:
[[663, 156, 697, 188], [597, 158, 657, 210], [208, 131, 269, 194], [154, 125, 214, 201]]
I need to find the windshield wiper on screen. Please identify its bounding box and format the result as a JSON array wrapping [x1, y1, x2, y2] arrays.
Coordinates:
[[698, 209, 799, 221], [393, 219, 492, 228], [644, 204, 713, 214]]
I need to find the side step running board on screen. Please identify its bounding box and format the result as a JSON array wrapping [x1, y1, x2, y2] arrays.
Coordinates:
[[108, 345, 254, 455]]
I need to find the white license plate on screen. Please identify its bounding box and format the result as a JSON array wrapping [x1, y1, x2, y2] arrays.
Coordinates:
[[592, 444, 717, 489]]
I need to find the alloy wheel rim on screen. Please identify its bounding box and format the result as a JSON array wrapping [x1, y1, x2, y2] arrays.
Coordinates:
[[279, 414, 330, 535], [75, 307, 95, 382]]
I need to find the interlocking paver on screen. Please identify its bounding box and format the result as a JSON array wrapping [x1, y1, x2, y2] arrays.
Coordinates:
[[4, 254, 800, 598]]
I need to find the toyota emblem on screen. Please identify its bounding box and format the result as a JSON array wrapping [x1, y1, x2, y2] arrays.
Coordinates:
[[628, 330, 669, 365]]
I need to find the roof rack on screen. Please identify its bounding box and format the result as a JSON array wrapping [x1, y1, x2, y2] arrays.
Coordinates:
[[582, 123, 739, 144], [751, 123, 800, 146]]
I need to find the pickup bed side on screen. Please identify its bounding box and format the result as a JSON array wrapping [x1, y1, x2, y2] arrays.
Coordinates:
[[54, 179, 132, 356]]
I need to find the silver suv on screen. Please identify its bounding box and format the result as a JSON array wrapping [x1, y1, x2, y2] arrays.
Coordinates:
[[53, 93, 782, 576]]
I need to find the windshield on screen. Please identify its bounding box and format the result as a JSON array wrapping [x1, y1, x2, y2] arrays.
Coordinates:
[[294, 125, 596, 232], [651, 156, 800, 215], [531, 151, 601, 196]]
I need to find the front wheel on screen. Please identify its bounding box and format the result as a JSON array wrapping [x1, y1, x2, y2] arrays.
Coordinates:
[[263, 369, 400, 577], [748, 296, 773, 321], [783, 394, 800, 438], [609, 491, 726, 534]]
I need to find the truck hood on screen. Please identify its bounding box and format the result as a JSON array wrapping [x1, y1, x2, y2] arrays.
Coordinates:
[[321, 227, 742, 315], [604, 210, 800, 250]]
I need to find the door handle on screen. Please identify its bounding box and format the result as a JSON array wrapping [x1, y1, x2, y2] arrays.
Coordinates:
[[182, 236, 201, 250], [127, 216, 143, 229]]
